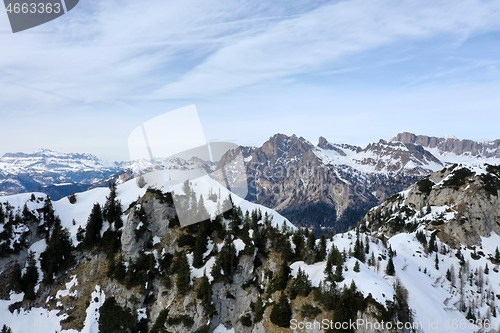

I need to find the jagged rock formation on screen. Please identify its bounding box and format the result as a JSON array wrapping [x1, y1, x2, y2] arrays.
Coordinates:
[[2, 132, 500, 233], [362, 163, 500, 247], [393, 132, 500, 158], [223, 134, 438, 231]]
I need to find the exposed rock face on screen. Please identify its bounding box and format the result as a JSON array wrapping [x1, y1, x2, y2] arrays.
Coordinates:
[[362, 140, 443, 175], [393, 132, 500, 158], [221, 134, 434, 231], [363, 164, 500, 247], [121, 191, 177, 260]]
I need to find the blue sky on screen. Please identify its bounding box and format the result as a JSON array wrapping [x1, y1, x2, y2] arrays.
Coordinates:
[[1, 0, 500, 161]]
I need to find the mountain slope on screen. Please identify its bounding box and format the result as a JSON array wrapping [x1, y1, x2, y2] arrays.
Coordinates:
[[1, 165, 500, 332]]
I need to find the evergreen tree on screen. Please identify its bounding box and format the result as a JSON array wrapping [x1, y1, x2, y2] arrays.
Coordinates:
[[495, 247, 500, 262], [334, 252, 344, 282], [10, 263, 22, 293], [466, 307, 476, 321], [292, 230, 305, 260], [0, 204, 4, 224], [415, 230, 427, 246], [484, 263, 489, 275], [332, 282, 364, 333], [21, 251, 39, 300], [174, 251, 191, 296], [213, 237, 239, 282], [275, 259, 291, 291], [428, 232, 437, 253], [197, 274, 215, 315], [1, 325, 12, 333], [103, 183, 123, 230], [394, 279, 413, 325], [270, 293, 292, 328], [290, 267, 312, 299], [40, 217, 75, 283], [99, 297, 136, 333], [307, 230, 316, 251], [386, 256, 395, 276], [434, 252, 439, 270], [41, 197, 55, 232], [84, 203, 103, 248], [324, 250, 335, 282], [353, 260, 360, 273], [254, 297, 264, 323], [317, 234, 327, 261], [192, 222, 209, 269], [353, 233, 366, 263]]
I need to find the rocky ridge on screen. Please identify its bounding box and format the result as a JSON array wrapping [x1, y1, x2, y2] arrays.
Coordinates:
[[361, 163, 500, 247]]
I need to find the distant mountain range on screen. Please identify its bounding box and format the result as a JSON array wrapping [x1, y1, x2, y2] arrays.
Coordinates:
[[0, 149, 130, 199], [1, 133, 499, 231], [223, 132, 500, 231]]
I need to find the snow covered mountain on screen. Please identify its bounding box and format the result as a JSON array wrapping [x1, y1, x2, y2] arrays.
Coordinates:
[[220, 132, 500, 232], [0, 149, 129, 200], [1, 132, 499, 233], [0, 162, 499, 332]]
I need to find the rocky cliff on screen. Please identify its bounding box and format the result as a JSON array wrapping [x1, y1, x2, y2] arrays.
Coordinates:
[[362, 163, 500, 247]]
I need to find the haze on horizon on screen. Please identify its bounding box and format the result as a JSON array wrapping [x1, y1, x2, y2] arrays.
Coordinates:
[[1, 0, 500, 161]]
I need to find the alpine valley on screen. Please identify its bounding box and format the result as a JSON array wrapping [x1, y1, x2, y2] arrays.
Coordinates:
[[0, 133, 500, 332]]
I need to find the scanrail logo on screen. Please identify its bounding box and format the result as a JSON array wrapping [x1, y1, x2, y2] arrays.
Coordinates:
[[3, 0, 79, 33], [128, 105, 249, 228]]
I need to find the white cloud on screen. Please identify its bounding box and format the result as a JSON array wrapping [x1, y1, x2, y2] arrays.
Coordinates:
[[1, 0, 500, 159], [153, 0, 500, 98]]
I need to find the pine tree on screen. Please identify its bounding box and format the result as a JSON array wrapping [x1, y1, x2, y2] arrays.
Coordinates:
[[84, 203, 103, 248], [428, 232, 437, 253], [353, 260, 360, 273], [9, 262, 22, 293], [434, 252, 439, 270], [324, 250, 335, 282], [386, 256, 395, 276], [41, 197, 56, 232], [270, 293, 292, 328], [292, 230, 305, 260], [332, 282, 364, 333], [40, 217, 75, 283], [197, 274, 215, 315], [446, 268, 452, 281], [174, 251, 191, 296], [215, 236, 238, 282], [317, 234, 327, 261], [484, 263, 489, 275], [1, 325, 12, 333], [103, 183, 123, 230], [21, 251, 39, 300], [334, 252, 344, 282], [192, 222, 209, 269], [0, 204, 4, 224], [290, 267, 312, 299], [99, 297, 136, 333], [275, 259, 291, 291], [353, 233, 366, 263], [307, 230, 316, 251], [466, 307, 476, 321], [495, 247, 500, 262], [394, 279, 413, 325], [254, 297, 264, 323]]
